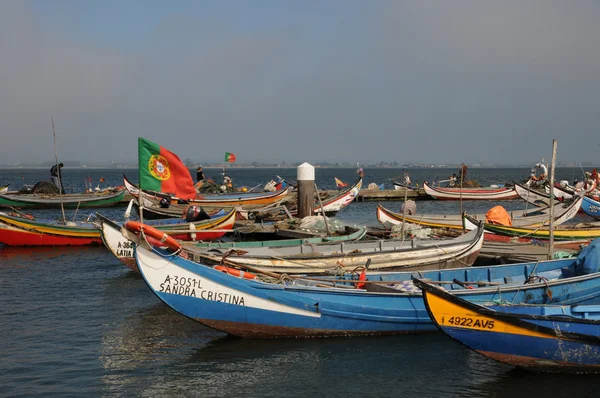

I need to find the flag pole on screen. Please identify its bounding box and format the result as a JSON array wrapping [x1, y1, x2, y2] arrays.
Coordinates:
[[548, 140, 557, 260], [138, 137, 144, 225]]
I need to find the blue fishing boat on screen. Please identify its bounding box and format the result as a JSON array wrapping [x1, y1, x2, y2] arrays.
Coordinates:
[[131, 234, 600, 338], [581, 195, 600, 220], [415, 275, 600, 372]]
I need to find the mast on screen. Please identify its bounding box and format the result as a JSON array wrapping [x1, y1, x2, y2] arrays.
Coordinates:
[[548, 140, 557, 260], [52, 117, 66, 223]]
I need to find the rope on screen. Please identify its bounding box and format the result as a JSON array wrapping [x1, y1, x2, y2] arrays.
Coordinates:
[[139, 228, 181, 267]]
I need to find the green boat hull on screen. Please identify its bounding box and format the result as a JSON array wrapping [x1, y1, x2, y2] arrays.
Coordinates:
[[0, 190, 126, 209]]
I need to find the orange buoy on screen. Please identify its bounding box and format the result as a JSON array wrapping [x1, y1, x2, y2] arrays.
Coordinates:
[[214, 265, 257, 280], [123, 221, 181, 252]]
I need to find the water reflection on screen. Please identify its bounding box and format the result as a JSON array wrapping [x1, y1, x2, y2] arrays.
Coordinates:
[[0, 245, 107, 266], [99, 299, 221, 394], [458, 352, 599, 398], [135, 333, 477, 398]]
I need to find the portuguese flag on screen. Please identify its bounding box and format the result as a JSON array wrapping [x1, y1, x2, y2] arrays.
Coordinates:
[[138, 137, 196, 199], [225, 152, 236, 163]]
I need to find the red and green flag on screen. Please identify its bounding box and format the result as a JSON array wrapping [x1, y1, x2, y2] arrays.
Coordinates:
[[224, 152, 236, 163], [138, 137, 196, 199]]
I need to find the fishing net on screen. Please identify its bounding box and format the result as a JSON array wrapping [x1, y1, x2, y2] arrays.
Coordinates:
[[400, 200, 417, 215], [196, 180, 223, 194], [22, 181, 59, 194], [299, 215, 347, 233]]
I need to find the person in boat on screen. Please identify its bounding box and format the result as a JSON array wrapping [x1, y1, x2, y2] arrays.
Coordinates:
[[448, 173, 457, 187], [220, 173, 234, 192], [50, 163, 65, 194], [403, 171, 411, 187], [196, 166, 205, 183]]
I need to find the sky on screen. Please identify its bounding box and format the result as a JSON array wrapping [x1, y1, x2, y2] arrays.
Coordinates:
[[1, 1, 599, 166]]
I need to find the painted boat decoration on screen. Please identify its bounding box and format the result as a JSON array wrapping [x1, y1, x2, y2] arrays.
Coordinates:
[[423, 182, 519, 201], [101, 218, 367, 273], [415, 270, 600, 373], [464, 214, 600, 241], [124, 175, 290, 210], [0, 208, 235, 247], [514, 182, 562, 207], [0, 184, 9, 194], [188, 224, 485, 274], [377, 197, 582, 230], [131, 236, 600, 338], [0, 186, 126, 209]]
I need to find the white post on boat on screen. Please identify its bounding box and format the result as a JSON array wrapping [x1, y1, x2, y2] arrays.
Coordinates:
[[548, 139, 557, 260], [297, 162, 315, 218]]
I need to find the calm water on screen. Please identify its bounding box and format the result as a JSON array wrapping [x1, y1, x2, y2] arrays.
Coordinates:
[[1, 167, 599, 397]]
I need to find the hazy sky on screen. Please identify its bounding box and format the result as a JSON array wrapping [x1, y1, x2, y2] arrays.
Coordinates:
[[2, 1, 599, 165]]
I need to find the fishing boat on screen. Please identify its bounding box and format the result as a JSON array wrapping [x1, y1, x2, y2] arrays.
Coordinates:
[[124, 175, 291, 210], [579, 196, 600, 220], [464, 214, 600, 241], [423, 182, 519, 201], [415, 268, 600, 372], [546, 183, 577, 201], [180, 223, 485, 274], [0, 208, 236, 247], [100, 217, 367, 273], [129, 235, 600, 338], [514, 182, 565, 207], [0, 186, 126, 209], [376, 197, 582, 230], [311, 178, 361, 215], [517, 181, 600, 220], [0, 212, 103, 246], [256, 178, 363, 219]]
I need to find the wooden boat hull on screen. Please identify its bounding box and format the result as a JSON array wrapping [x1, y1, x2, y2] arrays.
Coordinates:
[[190, 225, 485, 274], [416, 278, 600, 372], [480, 232, 589, 250], [581, 196, 600, 220], [0, 221, 102, 246], [96, 210, 237, 271], [314, 179, 362, 215], [514, 182, 560, 207], [377, 198, 581, 230], [133, 242, 600, 338], [423, 182, 518, 201], [0, 208, 235, 247], [0, 188, 126, 209], [465, 214, 600, 241], [124, 176, 290, 209]]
